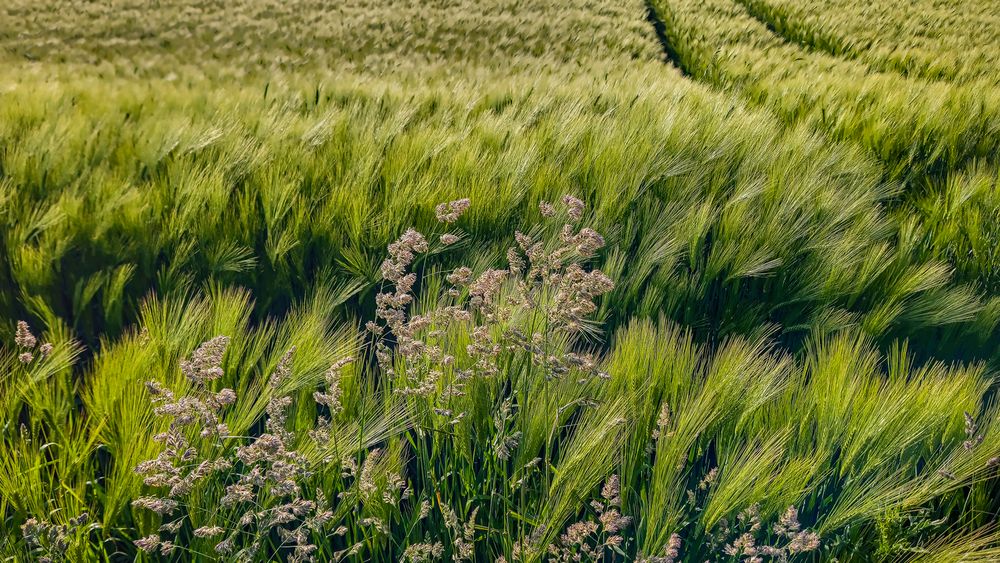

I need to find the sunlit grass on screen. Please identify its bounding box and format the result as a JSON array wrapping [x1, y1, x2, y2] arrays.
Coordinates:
[[3, 0, 1000, 560]]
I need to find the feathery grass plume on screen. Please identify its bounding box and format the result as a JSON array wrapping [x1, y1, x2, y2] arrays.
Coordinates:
[[131, 336, 235, 553], [216, 373, 336, 562], [12, 320, 54, 364], [20, 512, 92, 563], [363, 195, 624, 560], [14, 320, 37, 349], [545, 475, 633, 562], [637, 533, 682, 563], [705, 503, 820, 560], [131, 337, 360, 561], [435, 199, 471, 224], [438, 504, 477, 561], [402, 541, 445, 562]]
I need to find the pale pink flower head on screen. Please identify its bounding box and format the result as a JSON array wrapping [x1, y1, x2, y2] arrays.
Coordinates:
[[180, 336, 230, 384], [561, 194, 585, 220], [435, 198, 471, 223], [14, 321, 36, 349]]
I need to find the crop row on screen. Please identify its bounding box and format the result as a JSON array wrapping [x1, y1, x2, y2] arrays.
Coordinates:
[[649, 0, 1000, 324], [649, 0, 1000, 181], [737, 0, 1000, 84], [0, 0, 660, 75]]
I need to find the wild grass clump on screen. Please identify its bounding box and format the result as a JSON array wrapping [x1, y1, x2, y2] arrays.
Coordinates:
[[4, 198, 1000, 561]]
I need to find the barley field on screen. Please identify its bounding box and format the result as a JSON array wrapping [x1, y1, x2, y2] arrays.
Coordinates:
[[1, 0, 999, 561]]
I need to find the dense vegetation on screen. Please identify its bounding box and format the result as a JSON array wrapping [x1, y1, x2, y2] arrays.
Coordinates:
[[1, 0, 999, 561], [736, 0, 1000, 84]]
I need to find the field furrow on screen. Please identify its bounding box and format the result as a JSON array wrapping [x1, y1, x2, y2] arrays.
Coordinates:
[[648, 0, 1000, 300], [649, 0, 1000, 179]]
